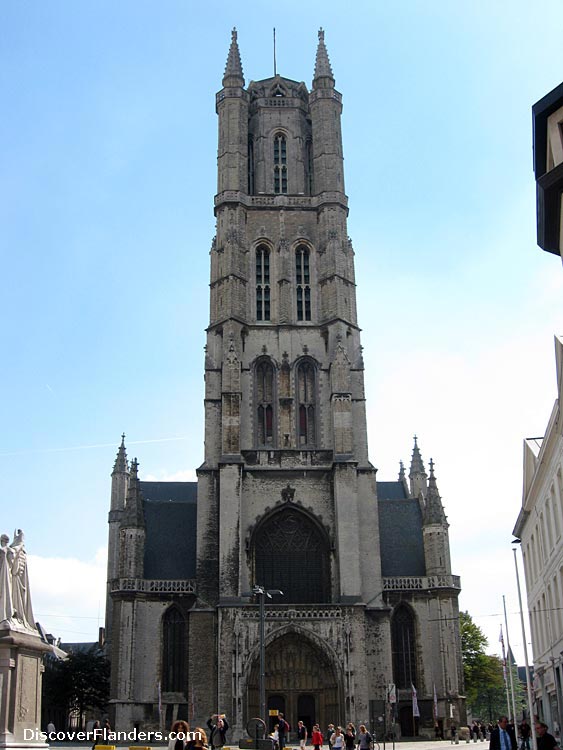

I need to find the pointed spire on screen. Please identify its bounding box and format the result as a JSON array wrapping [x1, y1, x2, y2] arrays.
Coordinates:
[[112, 433, 129, 475], [121, 458, 145, 528], [424, 458, 448, 525], [399, 460, 406, 482], [313, 27, 334, 88], [223, 27, 244, 87], [409, 435, 426, 477]]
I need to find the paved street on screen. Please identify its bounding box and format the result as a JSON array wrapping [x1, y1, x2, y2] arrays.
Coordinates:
[[48, 743, 488, 750]]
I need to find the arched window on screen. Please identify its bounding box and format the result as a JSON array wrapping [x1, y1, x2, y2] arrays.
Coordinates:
[[254, 509, 331, 603], [297, 360, 316, 447], [391, 604, 418, 689], [274, 134, 287, 194], [248, 136, 255, 194], [296, 246, 311, 321], [256, 245, 270, 321], [162, 606, 187, 692], [256, 359, 275, 446]]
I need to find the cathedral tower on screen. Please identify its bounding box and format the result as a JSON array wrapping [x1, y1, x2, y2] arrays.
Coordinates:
[[106, 29, 464, 738]]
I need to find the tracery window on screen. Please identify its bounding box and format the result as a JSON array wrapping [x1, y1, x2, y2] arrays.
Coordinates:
[[162, 606, 187, 692], [297, 360, 316, 447], [254, 509, 330, 603], [256, 360, 275, 446], [274, 134, 287, 194], [256, 245, 270, 321], [296, 246, 311, 321], [391, 604, 418, 689]]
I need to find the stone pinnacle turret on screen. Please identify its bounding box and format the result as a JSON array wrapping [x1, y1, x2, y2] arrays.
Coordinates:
[[424, 458, 448, 526], [409, 435, 428, 499], [313, 28, 334, 87], [223, 27, 244, 87], [112, 433, 128, 475], [121, 458, 145, 528]]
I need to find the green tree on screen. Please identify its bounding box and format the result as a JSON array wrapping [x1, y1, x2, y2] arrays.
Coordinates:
[[460, 610, 490, 706], [43, 645, 110, 729]]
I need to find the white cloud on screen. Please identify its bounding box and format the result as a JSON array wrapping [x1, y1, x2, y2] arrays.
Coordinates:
[[29, 547, 107, 643]]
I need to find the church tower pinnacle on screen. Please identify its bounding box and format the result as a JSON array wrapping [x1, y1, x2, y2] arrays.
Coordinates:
[[422, 458, 451, 575], [119, 458, 145, 579], [313, 28, 334, 86], [409, 435, 428, 499], [223, 27, 244, 87], [106, 434, 130, 652]]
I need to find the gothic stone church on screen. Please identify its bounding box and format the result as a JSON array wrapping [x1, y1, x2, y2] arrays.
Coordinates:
[[106, 29, 465, 739]]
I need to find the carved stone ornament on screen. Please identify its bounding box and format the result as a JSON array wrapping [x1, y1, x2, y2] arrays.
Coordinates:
[[281, 484, 295, 503]]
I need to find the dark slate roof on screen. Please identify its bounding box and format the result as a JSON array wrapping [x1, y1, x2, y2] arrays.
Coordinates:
[[141, 481, 197, 579], [140, 481, 198, 504], [60, 641, 98, 653], [377, 487, 426, 577], [377, 481, 408, 500]]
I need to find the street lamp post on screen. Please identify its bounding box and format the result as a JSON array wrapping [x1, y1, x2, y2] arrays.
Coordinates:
[[242, 585, 283, 724], [512, 543, 537, 750]]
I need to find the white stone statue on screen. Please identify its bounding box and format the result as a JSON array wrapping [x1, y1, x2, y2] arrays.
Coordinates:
[[9, 530, 35, 630], [0, 533, 15, 623]]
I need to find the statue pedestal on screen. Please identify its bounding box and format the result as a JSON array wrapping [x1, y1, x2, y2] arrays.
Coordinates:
[[0, 626, 51, 749]]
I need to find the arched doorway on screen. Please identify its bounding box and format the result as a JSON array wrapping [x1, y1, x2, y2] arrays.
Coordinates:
[[247, 631, 340, 733]]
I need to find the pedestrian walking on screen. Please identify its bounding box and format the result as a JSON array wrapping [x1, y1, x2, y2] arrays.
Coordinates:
[[312, 725, 324, 750], [489, 716, 517, 750], [535, 722, 560, 750], [298, 721, 308, 750], [332, 728, 344, 750], [278, 713, 289, 750], [356, 725, 372, 750]]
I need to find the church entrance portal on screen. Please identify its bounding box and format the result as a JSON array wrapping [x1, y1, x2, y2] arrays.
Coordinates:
[[247, 632, 340, 733]]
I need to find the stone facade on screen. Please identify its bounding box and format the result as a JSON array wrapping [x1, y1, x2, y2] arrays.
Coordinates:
[[514, 335, 563, 728], [106, 29, 465, 740]]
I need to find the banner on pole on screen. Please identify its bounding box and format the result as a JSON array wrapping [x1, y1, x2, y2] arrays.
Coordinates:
[[412, 684, 420, 718]]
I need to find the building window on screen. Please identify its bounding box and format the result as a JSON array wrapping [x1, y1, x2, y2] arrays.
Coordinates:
[[256, 360, 275, 446], [296, 245, 311, 321], [297, 360, 316, 447], [253, 509, 331, 603], [306, 139, 313, 195], [274, 134, 287, 194], [256, 245, 270, 321], [248, 136, 255, 194], [162, 606, 187, 692], [391, 604, 418, 689]]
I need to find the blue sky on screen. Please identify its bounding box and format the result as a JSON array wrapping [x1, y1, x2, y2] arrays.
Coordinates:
[[2, 0, 563, 657]]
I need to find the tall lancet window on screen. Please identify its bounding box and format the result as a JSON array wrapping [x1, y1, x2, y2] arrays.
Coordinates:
[[274, 134, 287, 194], [162, 606, 187, 692], [306, 139, 313, 195], [256, 360, 275, 446], [297, 360, 316, 447], [391, 604, 418, 689], [248, 136, 255, 194], [256, 245, 270, 321], [296, 245, 311, 321]]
